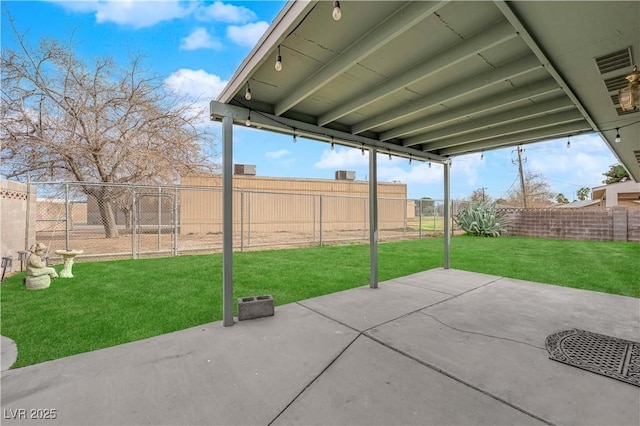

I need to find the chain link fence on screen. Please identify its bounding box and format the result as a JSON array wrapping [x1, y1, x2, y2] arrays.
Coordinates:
[[33, 182, 465, 262]]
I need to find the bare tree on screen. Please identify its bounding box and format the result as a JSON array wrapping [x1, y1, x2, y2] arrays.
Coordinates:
[[504, 172, 555, 207], [1, 23, 217, 237]]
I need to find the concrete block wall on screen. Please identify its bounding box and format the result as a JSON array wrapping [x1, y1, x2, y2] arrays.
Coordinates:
[[1, 180, 36, 270], [501, 208, 631, 241]]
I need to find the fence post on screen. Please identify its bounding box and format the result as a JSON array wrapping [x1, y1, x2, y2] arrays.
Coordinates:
[[131, 186, 137, 259], [240, 191, 244, 252], [403, 197, 407, 237], [312, 195, 316, 242], [247, 191, 251, 248], [419, 199, 423, 238], [319, 195, 323, 247], [173, 187, 179, 256], [65, 183, 70, 250], [157, 187, 162, 252], [363, 197, 367, 239]]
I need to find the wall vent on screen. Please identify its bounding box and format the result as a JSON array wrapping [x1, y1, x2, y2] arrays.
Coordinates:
[[595, 47, 633, 75], [615, 107, 637, 116], [604, 75, 629, 92], [634, 150, 640, 165]]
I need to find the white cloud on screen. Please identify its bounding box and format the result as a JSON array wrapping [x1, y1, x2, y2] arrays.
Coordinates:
[[378, 162, 442, 186], [164, 68, 228, 101], [196, 1, 257, 23], [180, 28, 222, 51], [226, 21, 269, 48], [52, 0, 195, 29], [265, 149, 291, 160], [314, 147, 369, 169]]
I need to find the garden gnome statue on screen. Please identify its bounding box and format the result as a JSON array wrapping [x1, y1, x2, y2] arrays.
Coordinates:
[[25, 243, 58, 290]]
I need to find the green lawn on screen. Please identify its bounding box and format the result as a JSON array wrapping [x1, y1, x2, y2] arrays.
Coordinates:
[[1, 236, 637, 368]]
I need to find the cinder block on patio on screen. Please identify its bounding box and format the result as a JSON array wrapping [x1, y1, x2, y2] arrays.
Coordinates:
[[238, 295, 274, 321]]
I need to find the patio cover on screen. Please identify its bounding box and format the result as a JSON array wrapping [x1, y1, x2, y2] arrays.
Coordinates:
[[210, 0, 640, 326]]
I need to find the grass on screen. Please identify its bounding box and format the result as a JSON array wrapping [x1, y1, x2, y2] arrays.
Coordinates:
[[1, 236, 637, 368]]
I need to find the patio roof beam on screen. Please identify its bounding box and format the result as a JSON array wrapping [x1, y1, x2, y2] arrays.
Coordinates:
[[389, 79, 561, 143], [403, 96, 574, 147], [437, 121, 592, 156], [210, 101, 446, 162], [317, 20, 518, 126], [274, 1, 448, 117], [494, 1, 599, 133], [352, 54, 542, 135], [420, 107, 583, 151]]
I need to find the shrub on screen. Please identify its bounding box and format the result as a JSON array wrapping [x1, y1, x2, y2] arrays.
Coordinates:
[[454, 203, 509, 237]]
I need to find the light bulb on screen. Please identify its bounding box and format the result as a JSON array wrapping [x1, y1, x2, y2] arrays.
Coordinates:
[[409, 157, 412, 165], [428, 162, 432, 168], [292, 131, 297, 143], [244, 85, 251, 101], [332, 1, 342, 20], [361, 148, 365, 156], [615, 128, 621, 143], [275, 46, 282, 71], [388, 152, 392, 160], [566, 140, 570, 148], [245, 113, 251, 127], [481, 152, 484, 160]]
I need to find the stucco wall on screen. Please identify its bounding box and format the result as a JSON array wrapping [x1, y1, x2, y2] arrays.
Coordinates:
[[1, 180, 36, 270]]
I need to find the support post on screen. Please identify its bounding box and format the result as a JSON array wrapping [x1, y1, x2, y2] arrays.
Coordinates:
[[240, 191, 244, 252], [65, 183, 70, 251], [443, 161, 451, 269], [319, 195, 323, 246], [173, 187, 179, 256], [222, 115, 234, 327], [369, 147, 378, 288]]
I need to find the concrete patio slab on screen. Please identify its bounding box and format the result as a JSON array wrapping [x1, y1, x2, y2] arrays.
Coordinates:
[[386, 268, 501, 295], [273, 335, 546, 426], [1, 335, 18, 372], [1, 269, 638, 426], [0, 303, 358, 425], [367, 277, 640, 426], [298, 280, 452, 331]]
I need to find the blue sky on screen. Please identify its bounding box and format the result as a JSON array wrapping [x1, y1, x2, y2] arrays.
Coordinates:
[[1, 0, 620, 201]]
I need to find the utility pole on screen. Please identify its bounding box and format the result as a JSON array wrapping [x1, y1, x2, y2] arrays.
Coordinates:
[[480, 187, 487, 203], [512, 146, 527, 208]]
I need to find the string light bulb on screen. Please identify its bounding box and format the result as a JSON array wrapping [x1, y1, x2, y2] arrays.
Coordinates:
[[615, 128, 621, 143], [409, 156, 412, 165], [428, 162, 432, 169], [245, 112, 251, 127], [480, 151, 484, 160], [275, 45, 283, 72], [330, 137, 334, 151], [361, 144, 365, 156], [332, 1, 342, 20], [292, 129, 297, 143], [388, 151, 392, 160], [566, 137, 571, 148], [244, 82, 252, 101]]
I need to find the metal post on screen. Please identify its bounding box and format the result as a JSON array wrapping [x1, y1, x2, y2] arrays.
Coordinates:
[[312, 195, 316, 242], [240, 191, 244, 252], [222, 115, 234, 327], [173, 187, 179, 256], [64, 183, 70, 251], [247, 191, 251, 248], [24, 176, 32, 250], [369, 147, 378, 288], [131, 187, 137, 259], [363, 197, 367, 239], [419, 199, 423, 238], [403, 197, 407, 237], [157, 187, 162, 252], [443, 161, 451, 269], [319, 195, 323, 247]]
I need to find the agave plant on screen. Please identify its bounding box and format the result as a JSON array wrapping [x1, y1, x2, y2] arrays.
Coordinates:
[[454, 203, 509, 237]]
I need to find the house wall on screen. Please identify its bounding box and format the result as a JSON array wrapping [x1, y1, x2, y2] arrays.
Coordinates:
[[1, 180, 36, 266], [179, 174, 408, 234], [501, 207, 639, 242]]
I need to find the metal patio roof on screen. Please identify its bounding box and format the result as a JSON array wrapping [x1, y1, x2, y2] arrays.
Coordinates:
[[215, 0, 640, 179]]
